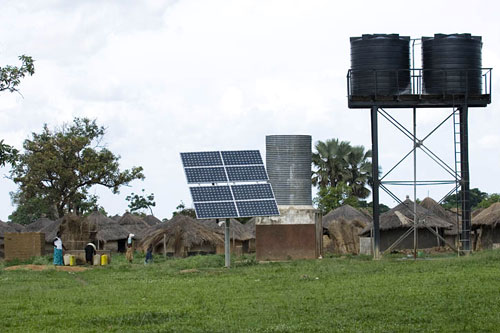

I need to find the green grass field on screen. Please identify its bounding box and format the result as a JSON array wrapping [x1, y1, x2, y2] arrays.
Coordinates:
[[1, 250, 500, 332]]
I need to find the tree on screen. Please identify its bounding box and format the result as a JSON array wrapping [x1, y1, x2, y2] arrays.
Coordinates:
[[0, 55, 34, 167], [477, 193, 500, 209], [441, 188, 487, 210], [0, 139, 18, 167], [0, 55, 34, 93], [9, 118, 144, 222], [312, 139, 373, 212], [313, 182, 359, 215], [126, 189, 156, 215], [172, 201, 196, 219]]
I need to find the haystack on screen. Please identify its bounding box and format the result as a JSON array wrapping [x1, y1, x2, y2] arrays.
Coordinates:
[[138, 214, 223, 257], [472, 202, 500, 249], [117, 212, 151, 238], [326, 217, 367, 254], [360, 198, 453, 251], [83, 211, 129, 252], [322, 205, 371, 254]]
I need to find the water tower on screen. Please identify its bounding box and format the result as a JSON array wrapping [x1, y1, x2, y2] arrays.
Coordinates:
[[347, 33, 492, 258]]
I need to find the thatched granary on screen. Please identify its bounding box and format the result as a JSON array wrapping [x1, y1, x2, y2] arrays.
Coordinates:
[[138, 215, 223, 257], [118, 212, 151, 239], [360, 198, 453, 252], [322, 205, 371, 254], [58, 214, 98, 251], [472, 202, 500, 250], [83, 211, 129, 252]]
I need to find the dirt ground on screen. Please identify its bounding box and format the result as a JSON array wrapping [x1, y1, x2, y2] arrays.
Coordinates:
[[4, 264, 88, 272]]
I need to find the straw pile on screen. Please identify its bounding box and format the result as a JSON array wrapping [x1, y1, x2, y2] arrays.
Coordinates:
[[59, 214, 97, 250], [327, 217, 368, 254]]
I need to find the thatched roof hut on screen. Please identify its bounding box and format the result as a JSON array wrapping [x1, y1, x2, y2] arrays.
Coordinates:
[[361, 199, 453, 235], [472, 203, 500, 250], [83, 211, 129, 242], [323, 205, 371, 229], [118, 212, 151, 238], [142, 215, 162, 226], [138, 215, 223, 257], [360, 198, 453, 251], [26, 217, 54, 232], [244, 218, 256, 239], [203, 219, 254, 241], [420, 197, 454, 222]]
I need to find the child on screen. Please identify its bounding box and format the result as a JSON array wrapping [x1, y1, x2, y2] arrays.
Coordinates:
[[145, 244, 153, 264]]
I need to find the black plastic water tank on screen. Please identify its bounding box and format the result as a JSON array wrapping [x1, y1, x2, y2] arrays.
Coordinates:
[[350, 34, 410, 96], [422, 34, 482, 95]]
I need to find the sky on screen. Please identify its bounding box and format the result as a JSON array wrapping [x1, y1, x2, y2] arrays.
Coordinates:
[[1, 0, 499, 221]]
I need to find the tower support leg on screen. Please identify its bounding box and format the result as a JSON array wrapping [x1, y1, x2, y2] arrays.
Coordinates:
[[371, 106, 380, 258]]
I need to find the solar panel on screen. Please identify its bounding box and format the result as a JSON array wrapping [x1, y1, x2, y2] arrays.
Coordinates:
[[231, 184, 274, 200], [190, 186, 233, 202], [194, 201, 238, 219], [180, 152, 223, 167], [222, 150, 263, 166], [182, 149, 279, 219], [226, 166, 268, 182], [236, 200, 280, 217], [185, 167, 227, 183]]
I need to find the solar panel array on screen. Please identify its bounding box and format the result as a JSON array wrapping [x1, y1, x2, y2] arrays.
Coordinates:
[[181, 150, 280, 219]]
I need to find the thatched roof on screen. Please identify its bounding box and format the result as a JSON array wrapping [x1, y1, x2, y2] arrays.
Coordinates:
[[142, 215, 162, 226], [472, 202, 500, 229], [360, 199, 453, 236], [40, 218, 62, 242], [323, 205, 371, 229], [26, 217, 54, 232], [137, 214, 223, 251], [117, 212, 151, 238], [83, 211, 129, 242], [244, 218, 256, 238], [203, 219, 254, 241], [111, 214, 121, 221]]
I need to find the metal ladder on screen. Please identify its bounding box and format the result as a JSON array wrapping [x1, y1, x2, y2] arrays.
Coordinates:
[[453, 108, 470, 252]]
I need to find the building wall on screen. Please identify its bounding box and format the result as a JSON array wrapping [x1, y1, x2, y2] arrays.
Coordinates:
[[4, 232, 45, 261], [379, 228, 443, 252], [256, 224, 317, 260]]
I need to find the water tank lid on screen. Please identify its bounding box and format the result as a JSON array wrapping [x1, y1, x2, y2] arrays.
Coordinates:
[[422, 33, 482, 42], [350, 34, 410, 42]]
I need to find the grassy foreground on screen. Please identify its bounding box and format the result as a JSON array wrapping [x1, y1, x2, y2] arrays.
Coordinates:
[[1, 251, 500, 332]]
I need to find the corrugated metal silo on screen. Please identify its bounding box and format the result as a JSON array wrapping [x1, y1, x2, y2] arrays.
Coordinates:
[[350, 34, 411, 96], [266, 135, 312, 206], [422, 34, 482, 95]]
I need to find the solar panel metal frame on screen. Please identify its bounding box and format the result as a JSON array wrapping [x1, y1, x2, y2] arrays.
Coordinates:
[[181, 150, 279, 219]]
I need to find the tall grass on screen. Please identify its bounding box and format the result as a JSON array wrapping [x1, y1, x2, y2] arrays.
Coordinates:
[[1, 250, 500, 332]]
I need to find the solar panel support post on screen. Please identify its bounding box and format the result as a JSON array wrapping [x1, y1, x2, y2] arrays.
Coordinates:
[[225, 218, 231, 268], [371, 105, 381, 259]]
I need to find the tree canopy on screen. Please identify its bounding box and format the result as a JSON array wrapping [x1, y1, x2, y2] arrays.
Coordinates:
[[126, 189, 156, 215], [9, 118, 144, 223], [0, 55, 34, 93], [312, 139, 372, 213], [441, 188, 487, 210]]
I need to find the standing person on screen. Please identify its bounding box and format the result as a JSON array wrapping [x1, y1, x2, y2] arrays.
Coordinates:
[[53, 231, 66, 266], [145, 244, 153, 264], [84, 242, 97, 265], [126, 233, 134, 263]]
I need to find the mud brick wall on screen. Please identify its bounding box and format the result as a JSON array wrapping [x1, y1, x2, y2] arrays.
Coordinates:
[[4, 232, 45, 261]]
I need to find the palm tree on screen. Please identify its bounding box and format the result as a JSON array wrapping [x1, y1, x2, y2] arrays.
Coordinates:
[[345, 145, 372, 199], [312, 139, 372, 200]]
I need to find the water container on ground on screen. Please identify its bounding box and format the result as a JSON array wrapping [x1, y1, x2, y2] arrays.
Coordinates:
[[93, 254, 101, 266], [101, 254, 108, 266]]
